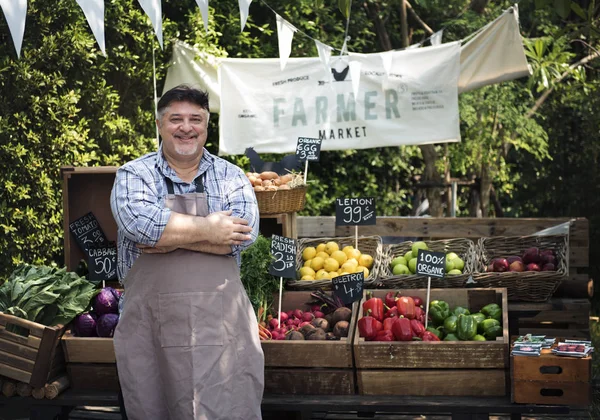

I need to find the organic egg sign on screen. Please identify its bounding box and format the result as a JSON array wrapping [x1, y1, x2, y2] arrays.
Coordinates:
[[268, 234, 297, 279], [416, 249, 446, 278], [332, 272, 364, 305], [295, 137, 322, 162], [335, 197, 376, 226]]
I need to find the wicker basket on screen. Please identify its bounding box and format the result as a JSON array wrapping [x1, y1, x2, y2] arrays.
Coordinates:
[[255, 186, 307, 214], [286, 235, 384, 290], [378, 238, 477, 288], [473, 234, 568, 302]]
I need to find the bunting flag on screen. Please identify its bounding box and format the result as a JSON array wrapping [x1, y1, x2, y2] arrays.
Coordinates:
[[315, 40, 333, 81], [194, 0, 209, 33], [379, 50, 393, 78], [276, 14, 296, 71], [0, 0, 27, 58], [76, 0, 105, 55], [430, 29, 444, 46], [239, 0, 252, 32], [137, 0, 162, 48]]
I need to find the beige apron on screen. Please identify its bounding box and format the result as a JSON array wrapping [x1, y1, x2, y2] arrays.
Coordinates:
[[114, 177, 264, 420]]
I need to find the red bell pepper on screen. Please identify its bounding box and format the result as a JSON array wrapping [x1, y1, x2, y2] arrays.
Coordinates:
[[421, 331, 441, 341], [363, 292, 384, 322], [375, 330, 394, 342], [384, 291, 399, 308], [384, 305, 399, 319], [383, 317, 397, 332], [411, 296, 423, 307], [410, 319, 426, 338], [391, 317, 413, 341], [396, 296, 416, 320], [414, 306, 425, 324], [358, 316, 380, 341]]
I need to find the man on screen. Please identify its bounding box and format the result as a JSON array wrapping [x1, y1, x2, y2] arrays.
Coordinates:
[[110, 85, 264, 420]]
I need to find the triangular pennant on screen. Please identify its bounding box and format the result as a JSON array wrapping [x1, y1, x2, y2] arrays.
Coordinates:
[[239, 0, 252, 32], [276, 14, 296, 71], [315, 40, 333, 81], [137, 0, 163, 48], [407, 43, 421, 49], [430, 29, 444, 46], [0, 0, 27, 58], [379, 50, 393, 78], [194, 0, 209, 33], [349, 60, 362, 98], [76, 0, 106, 55]]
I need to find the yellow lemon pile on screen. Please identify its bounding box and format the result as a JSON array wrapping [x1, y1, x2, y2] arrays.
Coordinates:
[[299, 241, 374, 281]]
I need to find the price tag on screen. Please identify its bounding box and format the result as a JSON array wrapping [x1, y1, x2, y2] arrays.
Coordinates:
[[69, 212, 107, 252], [416, 249, 446, 278], [86, 242, 117, 283], [268, 234, 297, 279], [332, 272, 364, 305], [335, 197, 376, 226], [295, 137, 322, 162]]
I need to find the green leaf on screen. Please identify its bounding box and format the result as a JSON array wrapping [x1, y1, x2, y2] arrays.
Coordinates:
[[535, 0, 553, 8], [570, 2, 587, 19], [338, 0, 351, 18], [554, 0, 571, 18]]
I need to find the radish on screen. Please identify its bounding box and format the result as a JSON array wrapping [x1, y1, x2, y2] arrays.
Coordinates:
[[313, 310, 325, 319], [279, 312, 289, 323], [286, 310, 294, 318], [292, 309, 304, 320], [310, 304, 321, 312], [271, 331, 282, 340], [269, 318, 279, 330], [299, 321, 312, 328], [302, 312, 315, 322]]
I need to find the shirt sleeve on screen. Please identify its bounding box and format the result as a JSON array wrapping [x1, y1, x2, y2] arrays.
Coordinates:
[[224, 166, 260, 260], [110, 166, 171, 247]]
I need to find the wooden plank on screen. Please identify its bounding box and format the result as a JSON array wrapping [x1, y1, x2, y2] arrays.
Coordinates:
[[297, 216, 336, 237], [357, 369, 507, 396], [0, 349, 35, 373], [29, 325, 64, 387], [61, 332, 116, 364], [0, 314, 47, 338], [0, 362, 32, 384], [512, 380, 591, 405], [264, 368, 354, 395], [67, 363, 120, 391], [354, 289, 509, 369], [512, 353, 591, 383], [0, 326, 42, 349], [0, 335, 39, 360], [569, 247, 589, 267]]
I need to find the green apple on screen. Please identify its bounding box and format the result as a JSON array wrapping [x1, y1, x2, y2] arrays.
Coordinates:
[[404, 250, 413, 262], [446, 252, 459, 261], [411, 241, 429, 256], [452, 257, 465, 271], [445, 258, 455, 273], [393, 264, 410, 275], [448, 269, 462, 275], [390, 256, 407, 269], [408, 257, 418, 274]]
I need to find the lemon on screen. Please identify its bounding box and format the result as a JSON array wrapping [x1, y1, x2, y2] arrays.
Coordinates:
[[341, 259, 359, 273], [323, 257, 340, 272], [301, 275, 315, 281], [316, 251, 330, 260], [302, 247, 316, 261], [325, 241, 340, 255], [356, 266, 369, 277], [303, 259, 313, 267], [315, 269, 327, 278], [311, 257, 325, 271], [345, 248, 362, 260], [299, 266, 316, 278], [316, 243, 327, 253], [340, 271, 351, 276], [342, 245, 355, 254], [330, 250, 348, 265], [358, 254, 374, 269], [328, 271, 340, 279], [316, 270, 331, 280]]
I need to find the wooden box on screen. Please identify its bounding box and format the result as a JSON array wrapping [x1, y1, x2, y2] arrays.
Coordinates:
[[261, 291, 358, 395], [354, 288, 509, 396], [0, 313, 66, 387], [511, 348, 591, 405], [61, 331, 119, 391]]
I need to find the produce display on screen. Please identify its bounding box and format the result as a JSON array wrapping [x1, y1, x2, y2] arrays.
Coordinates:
[[358, 290, 502, 342], [389, 241, 465, 275], [298, 241, 374, 281], [72, 287, 121, 337], [258, 290, 353, 341], [486, 247, 558, 272], [245, 171, 304, 192]]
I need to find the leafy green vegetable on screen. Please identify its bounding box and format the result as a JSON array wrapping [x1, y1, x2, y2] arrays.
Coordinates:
[[0, 264, 98, 326], [240, 235, 280, 322]]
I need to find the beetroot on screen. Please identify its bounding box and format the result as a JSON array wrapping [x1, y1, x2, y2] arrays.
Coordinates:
[[311, 318, 329, 332], [492, 258, 509, 272], [522, 247, 541, 264], [526, 263, 541, 272], [286, 331, 304, 340]]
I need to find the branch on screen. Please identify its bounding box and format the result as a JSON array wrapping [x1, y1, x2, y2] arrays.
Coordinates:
[[405, 1, 434, 35], [399, 0, 409, 48]]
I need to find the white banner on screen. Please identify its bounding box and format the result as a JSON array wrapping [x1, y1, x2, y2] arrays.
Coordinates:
[[218, 42, 461, 155]]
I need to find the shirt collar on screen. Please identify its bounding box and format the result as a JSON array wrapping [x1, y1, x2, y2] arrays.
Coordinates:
[[156, 144, 215, 183]]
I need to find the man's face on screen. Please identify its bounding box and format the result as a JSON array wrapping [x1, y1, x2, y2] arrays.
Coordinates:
[[157, 101, 208, 162]]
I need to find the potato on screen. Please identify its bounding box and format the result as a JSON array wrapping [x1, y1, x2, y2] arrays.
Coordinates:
[[280, 174, 294, 184], [262, 180, 273, 187], [273, 178, 282, 186], [278, 184, 291, 190], [259, 171, 279, 180], [333, 321, 349, 338], [254, 186, 265, 191], [265, 186, 278, 191], [248, 175, 258, 185]]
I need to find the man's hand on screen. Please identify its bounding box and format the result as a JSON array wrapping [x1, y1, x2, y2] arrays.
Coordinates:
[[137, 244, 179, 254], [205, 210, 253, 246]]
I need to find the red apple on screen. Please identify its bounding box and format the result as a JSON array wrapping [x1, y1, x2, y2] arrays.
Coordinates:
[[493, 258, 509, 272], [509, 261, 525, 272], [526, 263, 541, 272], [541, 263, 556, 271], [506, 256, 523, 264], [540, 253, 556, 266], [522, 247, 541, 264]]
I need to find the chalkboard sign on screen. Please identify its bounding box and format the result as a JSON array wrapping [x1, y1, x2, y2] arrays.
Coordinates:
[[69, 212, 107, 252], [332, 272, 364, 305], [295, 137, 322, 162], [86, 242, 118, 283], [268, 234, 297, 279], [335, 197, 376, 226], [416, 249, 446, 279]]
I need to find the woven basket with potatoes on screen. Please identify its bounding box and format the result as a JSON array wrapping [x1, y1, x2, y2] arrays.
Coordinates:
[[246, 171, 307, 214]]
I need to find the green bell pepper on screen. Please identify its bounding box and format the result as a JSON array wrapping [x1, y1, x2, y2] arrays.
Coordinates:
[[481, 303, 502, 321], [443, 333, 459, 341], [478, 318, 500, 335], [452, 306, 470, 316], [426, 326, 444, 340], [473, 334, 486, 341], [484, 325, 503, 340], [471, 312, 486, 326], [429, 300, 450, 325], [443, 315, 458, 333], [457, 315, 478, 341]]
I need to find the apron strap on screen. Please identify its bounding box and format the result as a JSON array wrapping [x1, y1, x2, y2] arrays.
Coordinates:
[[165, 176, 205, 195]]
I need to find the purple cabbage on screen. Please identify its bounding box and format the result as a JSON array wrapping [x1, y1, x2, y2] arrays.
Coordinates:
[[94, 287, 120, 315], [96, 313, 119, 338], [73, 312, 97, 337]]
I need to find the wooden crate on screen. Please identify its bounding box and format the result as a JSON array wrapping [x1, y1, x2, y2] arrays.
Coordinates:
[[67, 363, 119, 391], [511, 349, 592, 405], [354, 288, 509, 396], [0, 313, 66, 387], [262, 291, 358, 394]]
